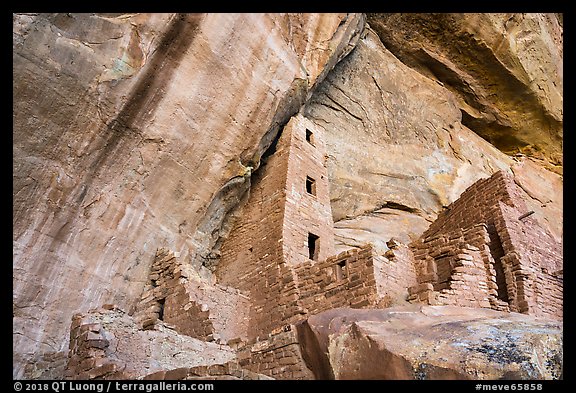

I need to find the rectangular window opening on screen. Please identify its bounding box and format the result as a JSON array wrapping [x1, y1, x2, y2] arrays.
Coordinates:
[[308, 233, 320, 261], [305, 129, 315, 146], [306, 176, 317, 196], [433, 256, 453, 292], [334, 260, 347, 281], [158, 298, 165, 320]]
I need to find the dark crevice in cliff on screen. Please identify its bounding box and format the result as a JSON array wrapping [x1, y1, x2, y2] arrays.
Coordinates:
[[379, 201, 420, 214], [337, 201, 422, 223], [459, 109, 527, 154], [260, 123, 283, 164], [194, 78, 309, 273]]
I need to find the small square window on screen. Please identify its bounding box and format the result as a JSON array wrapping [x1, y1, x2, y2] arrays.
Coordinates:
[[305, 129, 315, 146], [306, 176, 316, 196], [334, 260, 347, 281]]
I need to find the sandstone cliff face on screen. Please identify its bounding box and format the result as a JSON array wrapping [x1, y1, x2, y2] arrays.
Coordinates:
[[13, 13, 364, 378], [13, 13, 562, 379], [304, 26, 562, 252], [367, 13, 563, 171], [298, 306, 562, 380]]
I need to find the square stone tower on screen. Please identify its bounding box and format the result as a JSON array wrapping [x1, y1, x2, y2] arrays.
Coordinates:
[[216, 114, 335, 338]]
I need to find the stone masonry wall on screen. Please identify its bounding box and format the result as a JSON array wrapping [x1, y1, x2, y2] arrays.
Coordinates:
[[216, 116, 301, 338], [216, 115, 335, 338], [496, 201, 562, 319], [65, 305, 128, 380], [236, 325, 315, 380], [282, 115, 336, 265], [142, 362, 273, 380], [293, 243, 417, 314], [294, 245, 378, 314], [65, 306, 235, 380], [423, 171, 522, 239], [411, 171, 562, 320], [134, 248, 250, 342], [409, 224, 508, 311]]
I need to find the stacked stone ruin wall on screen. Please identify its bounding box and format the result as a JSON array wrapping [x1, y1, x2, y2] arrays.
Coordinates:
[[423, 171, 521, 238], [142, 362, 272, 380], [496, 202, 562, 319], [282, 116, 336, 265], [134, 248, 250, 342], [294, 245, 379, 314], [236, 325, 315, 380], [66, 307, 135, 380], [409, 225, 499, 310], [216, 116, 338, 338], [412, 171, 562, 319]]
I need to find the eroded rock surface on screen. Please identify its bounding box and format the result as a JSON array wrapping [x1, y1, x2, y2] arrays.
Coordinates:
[[304, 27, 562, 253], [367, 13, 563, 171], [13, 12, 365, 378], [305, 28, 513, 252], [13, 12, 562, 380], [298, 306, 562, 380]]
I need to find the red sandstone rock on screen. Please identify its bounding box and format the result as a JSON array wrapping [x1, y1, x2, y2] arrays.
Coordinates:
[[13, 13, 364, 378], [298, 306, 562, 380], [13, 12, 562, 381]]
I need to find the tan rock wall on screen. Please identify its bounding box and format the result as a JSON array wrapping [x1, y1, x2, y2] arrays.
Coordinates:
[[13, 13, 364, 377], [367, 13, 563, 170]]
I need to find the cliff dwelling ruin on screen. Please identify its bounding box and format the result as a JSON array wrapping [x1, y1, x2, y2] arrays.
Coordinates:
[[63, 114, 562, 380], [13, 13, 563, 381]]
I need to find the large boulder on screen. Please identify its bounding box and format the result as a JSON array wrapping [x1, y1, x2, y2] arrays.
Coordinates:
[[297, 306, 562, 380]]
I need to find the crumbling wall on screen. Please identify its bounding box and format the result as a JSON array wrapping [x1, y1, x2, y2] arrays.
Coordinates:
[[496, 201, 562, 319], [65, 305, 128, 380], [410, 171, 562, 320], [142, 362, 273, 380], [423, 171, 520, 238], [236, 325, 314, 380], [409, 225, 505, 310], [65, 306, 235, 380], [133, 248, 250, 342]]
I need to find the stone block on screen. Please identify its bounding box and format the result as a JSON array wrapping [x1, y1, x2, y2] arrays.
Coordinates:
[[87, 362, 117, 379], [143, 371, 166, 380], [408, 283, 433, 295], [164, 367, 190, 380]]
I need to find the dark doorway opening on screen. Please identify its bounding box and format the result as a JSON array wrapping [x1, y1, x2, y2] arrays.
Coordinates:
[[158, 298, 165, 320], [433, 255, 453, 291], [308, 233, 320, 260], [487, 226, 509, 303], [306, 129, 315, 146], [334, 260, 347, 281]]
